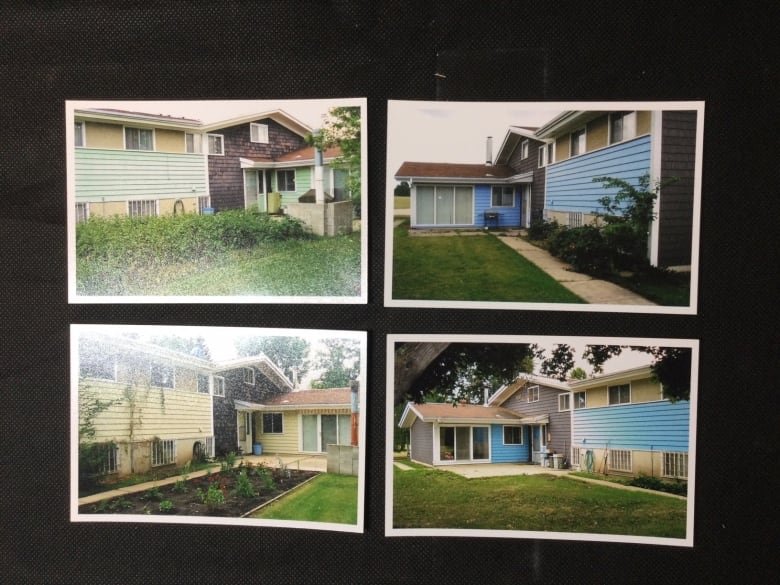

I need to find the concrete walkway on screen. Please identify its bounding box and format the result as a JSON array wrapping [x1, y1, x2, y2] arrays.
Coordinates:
[[495, 235, 655, 305], [78, 454, 326, 506]]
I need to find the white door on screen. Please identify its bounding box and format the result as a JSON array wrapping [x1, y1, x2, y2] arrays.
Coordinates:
[[237, 411, 253, 454], [244, 170, 267, 211]]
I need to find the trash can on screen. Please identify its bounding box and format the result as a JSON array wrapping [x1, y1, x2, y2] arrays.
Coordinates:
[[252, 443, 263, 455], [202, 207, 215, 215], [552, 454, 563, 469]]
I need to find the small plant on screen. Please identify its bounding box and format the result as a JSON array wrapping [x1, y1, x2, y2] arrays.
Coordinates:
[[255, 466, 276, 491], [158, 500, 174, 513], [171, 478, 187, 493], [277, 456, 291, 479], [198, 482, 226, 509], [140, 486, 164, 502], [220, 451, 237, 473], [234, 469, 256, 498]]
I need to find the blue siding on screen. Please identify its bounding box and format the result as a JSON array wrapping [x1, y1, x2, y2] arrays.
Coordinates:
[[474, 184, 522, 228], [545, 135, 651, 214], [572, 400, 690, 452], [490, 424, 530, 463]]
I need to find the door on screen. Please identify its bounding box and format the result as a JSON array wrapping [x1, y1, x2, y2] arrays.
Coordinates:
[[244, 170, 260, 211], [321, 415, 338, 451], [237, 411, 253, 454], [415, 185, 473, 226]]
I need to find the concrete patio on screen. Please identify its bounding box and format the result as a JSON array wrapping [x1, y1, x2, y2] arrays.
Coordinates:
[[441, 463, 571, 479]]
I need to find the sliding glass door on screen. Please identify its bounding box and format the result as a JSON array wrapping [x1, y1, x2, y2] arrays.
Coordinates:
[[438, 425, 490, 462], [415, 185, 473, 226]]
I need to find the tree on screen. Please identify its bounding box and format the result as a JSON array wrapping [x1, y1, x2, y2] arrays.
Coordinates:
[[150, 335, 211, 360], [235, 336, 311, 382], [307, 106, 361, 215], [311, 338, 361, 388], [394, 181, 411, 197], [569, 367, 588, 380], [398, 343, 534, 405]]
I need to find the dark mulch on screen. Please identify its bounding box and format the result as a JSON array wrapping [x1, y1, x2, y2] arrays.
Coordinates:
[[79, 464, 319, 517]]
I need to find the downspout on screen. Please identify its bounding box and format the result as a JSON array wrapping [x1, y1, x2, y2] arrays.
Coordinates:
[[314, 130, 325, 205], [350, 379, 359, 446]]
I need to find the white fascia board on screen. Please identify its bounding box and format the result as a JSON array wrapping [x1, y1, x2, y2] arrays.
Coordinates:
[[75, 109, 201, 131], [201, 110, 311, 137], [569, 365, 654, 390], [398, 402, 420, 428], [399, 176, 513, 184], [535, 111, 601, 139]]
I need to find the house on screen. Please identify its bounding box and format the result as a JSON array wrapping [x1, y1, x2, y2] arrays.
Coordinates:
[[236, 388, 357, 455], [72, 108, 210, 221], [77, 332, 217, 476], [535, 109, 697, 267], [395, 130, 551, 230], [76, 332, 299, 477], [567, 365, 690, 480], [72, 107, 351, 222], [396, 108, 697, 267], [398, 374, 570, 466]]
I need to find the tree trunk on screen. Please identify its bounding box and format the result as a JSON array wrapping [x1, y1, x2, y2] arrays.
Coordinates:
[[393, 342, 449, 404]]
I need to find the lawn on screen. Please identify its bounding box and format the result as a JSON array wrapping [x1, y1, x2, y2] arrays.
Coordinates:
[[393, 463, 687, 538], [392, 222, 584, 303], [251, 473, 358, 524], [77, 232, 361, 297], [394, 196, 410, 210]]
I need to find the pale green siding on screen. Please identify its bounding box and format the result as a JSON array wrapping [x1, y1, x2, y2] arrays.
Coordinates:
[[75, 148, 208, 202]]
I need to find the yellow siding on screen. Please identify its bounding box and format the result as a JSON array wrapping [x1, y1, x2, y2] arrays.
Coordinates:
[[256, 411, 300, 453], [555, 136, 569, 161], [158, 196, 199, 215], [631, 377, 663, 403], [80, 377, 212, 443], [88, 201, 127, 217], [636, 111, 652, 135], [585, 386, 609, 407], [85, 121, 123, 149], [156, 128, 186, 153], [586, 115, 609, 151]]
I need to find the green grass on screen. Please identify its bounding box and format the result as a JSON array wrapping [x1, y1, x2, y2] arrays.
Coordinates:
[[77, 232, 361, 297], [393, 463, 687, 538], [605, 269, 691, 306], [251, 474, 358, 524], [392, 222, 584, 303]]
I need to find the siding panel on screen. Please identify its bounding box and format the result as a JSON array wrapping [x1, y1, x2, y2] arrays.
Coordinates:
[[410, 419, 433, 465], [545, 135, 651, 213], [501, 384, 571, 456], [490, 424, 529, 463], [571, 400, 690, 452], [474, 184, 522, 227]]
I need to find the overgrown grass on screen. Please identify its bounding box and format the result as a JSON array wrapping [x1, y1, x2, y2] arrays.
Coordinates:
[[251, 474, 358, 524], [392, 222, 584, 303], [76, 212, 361, 296], [393, 464, 687, 538]]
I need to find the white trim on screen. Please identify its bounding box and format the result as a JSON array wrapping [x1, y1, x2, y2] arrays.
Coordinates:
[[74, 120, 86, 147], [490, 185, 515, 208], [607, 382, 632, 405], [184, 132, 202, 154], [502, 425, 524, 445], [243, 367, 255, 385], [276, 168, 296, 192], [433, 423, 491, 465], [213, 375, 225, 397], [608, 448, 632, 472], [573, 390, 587, 410], [207, 133, 224, 156], [558, 392, 571, 411], [523, 185, 532, 228], [569, 126, 586, 158], [527, 385, 540, 403], [261, 411, 284, 434], [649, 110, 663, 266], [250, 122, 269, 143], [608, 111, 637, 145], [412, 183, 475, 227], [127, 199, 158, 217], [520, 139, 529, 159]]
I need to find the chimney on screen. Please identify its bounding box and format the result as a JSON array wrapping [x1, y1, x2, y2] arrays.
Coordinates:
[[485, 136, 493, 166], [291, 367, 298, 389], [313, 129, 325, 204], [484, 388, 489, 406]]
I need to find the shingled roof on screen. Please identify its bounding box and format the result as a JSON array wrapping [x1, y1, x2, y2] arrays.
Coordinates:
[[395, 161, 515, 180]]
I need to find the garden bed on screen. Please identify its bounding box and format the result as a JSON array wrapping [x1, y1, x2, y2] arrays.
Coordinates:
[[80, 464, 319, 517]]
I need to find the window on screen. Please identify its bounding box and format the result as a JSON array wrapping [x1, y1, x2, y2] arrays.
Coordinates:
[[79, 352, 116, 381], [491, 186, 514, 207], [198, 196, 210, 214], [503, 426, 523, 445], [538, 143, 555, 168], [75, 202, 90, 224], [124, 127, 153, 151], [573, 391, 587, 409], [277, 169, 295, 191], [570, 447, 580, 467], [197, 374, 210, 394], [558, 393, 571, 411], [243, 367, 255, 385], [520, 139, 529, 159], [250, 123, 269, 143], [128, 200, 157, 217], [439, 426, 489, 461], [213, 376, 225, 397], [608, 449, 632, 472], [262, 412, 283, 434], [527, 385, 539, 403], [185, 132, 202, 153], [203, 436, 215, 458], [608, 383, 631, 405], [610, 111, 637, 144], [151, 439, 176, 467], [150, 362, 174, 389], [570, 128, 586, 156], [663, 452, 688, 479], [207, 133, 224, 155], [74, 121, 85, 147]]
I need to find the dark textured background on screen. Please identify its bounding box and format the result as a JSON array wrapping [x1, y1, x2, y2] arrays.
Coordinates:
[[1, 1, 777, 583]]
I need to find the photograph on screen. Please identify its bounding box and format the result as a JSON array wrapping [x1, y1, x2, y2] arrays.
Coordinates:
[[72, 325, 367, 532], [67, 98, 367, 303], [385, 101, 703, 313], [387, 335, 697, 546]]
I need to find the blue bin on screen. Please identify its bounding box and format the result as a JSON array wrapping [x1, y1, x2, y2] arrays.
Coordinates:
[[202, 207, 215, 215], [252, 443, 263, 455]]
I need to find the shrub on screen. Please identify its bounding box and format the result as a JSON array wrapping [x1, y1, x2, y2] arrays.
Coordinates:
[[628, 474, 687, 496], [198, 483, 225, 509], [220, 452, 237, 473], [235, 469, 256, 498], [158, 500, 174, 513], [527, 218, 559, 242], [548, 225, 612, 274]]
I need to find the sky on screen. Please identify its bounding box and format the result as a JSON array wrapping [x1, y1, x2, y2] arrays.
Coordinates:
[[530, 340, 653, 377], [69, 98, 364, 130], [386, 100, 564, 196]]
